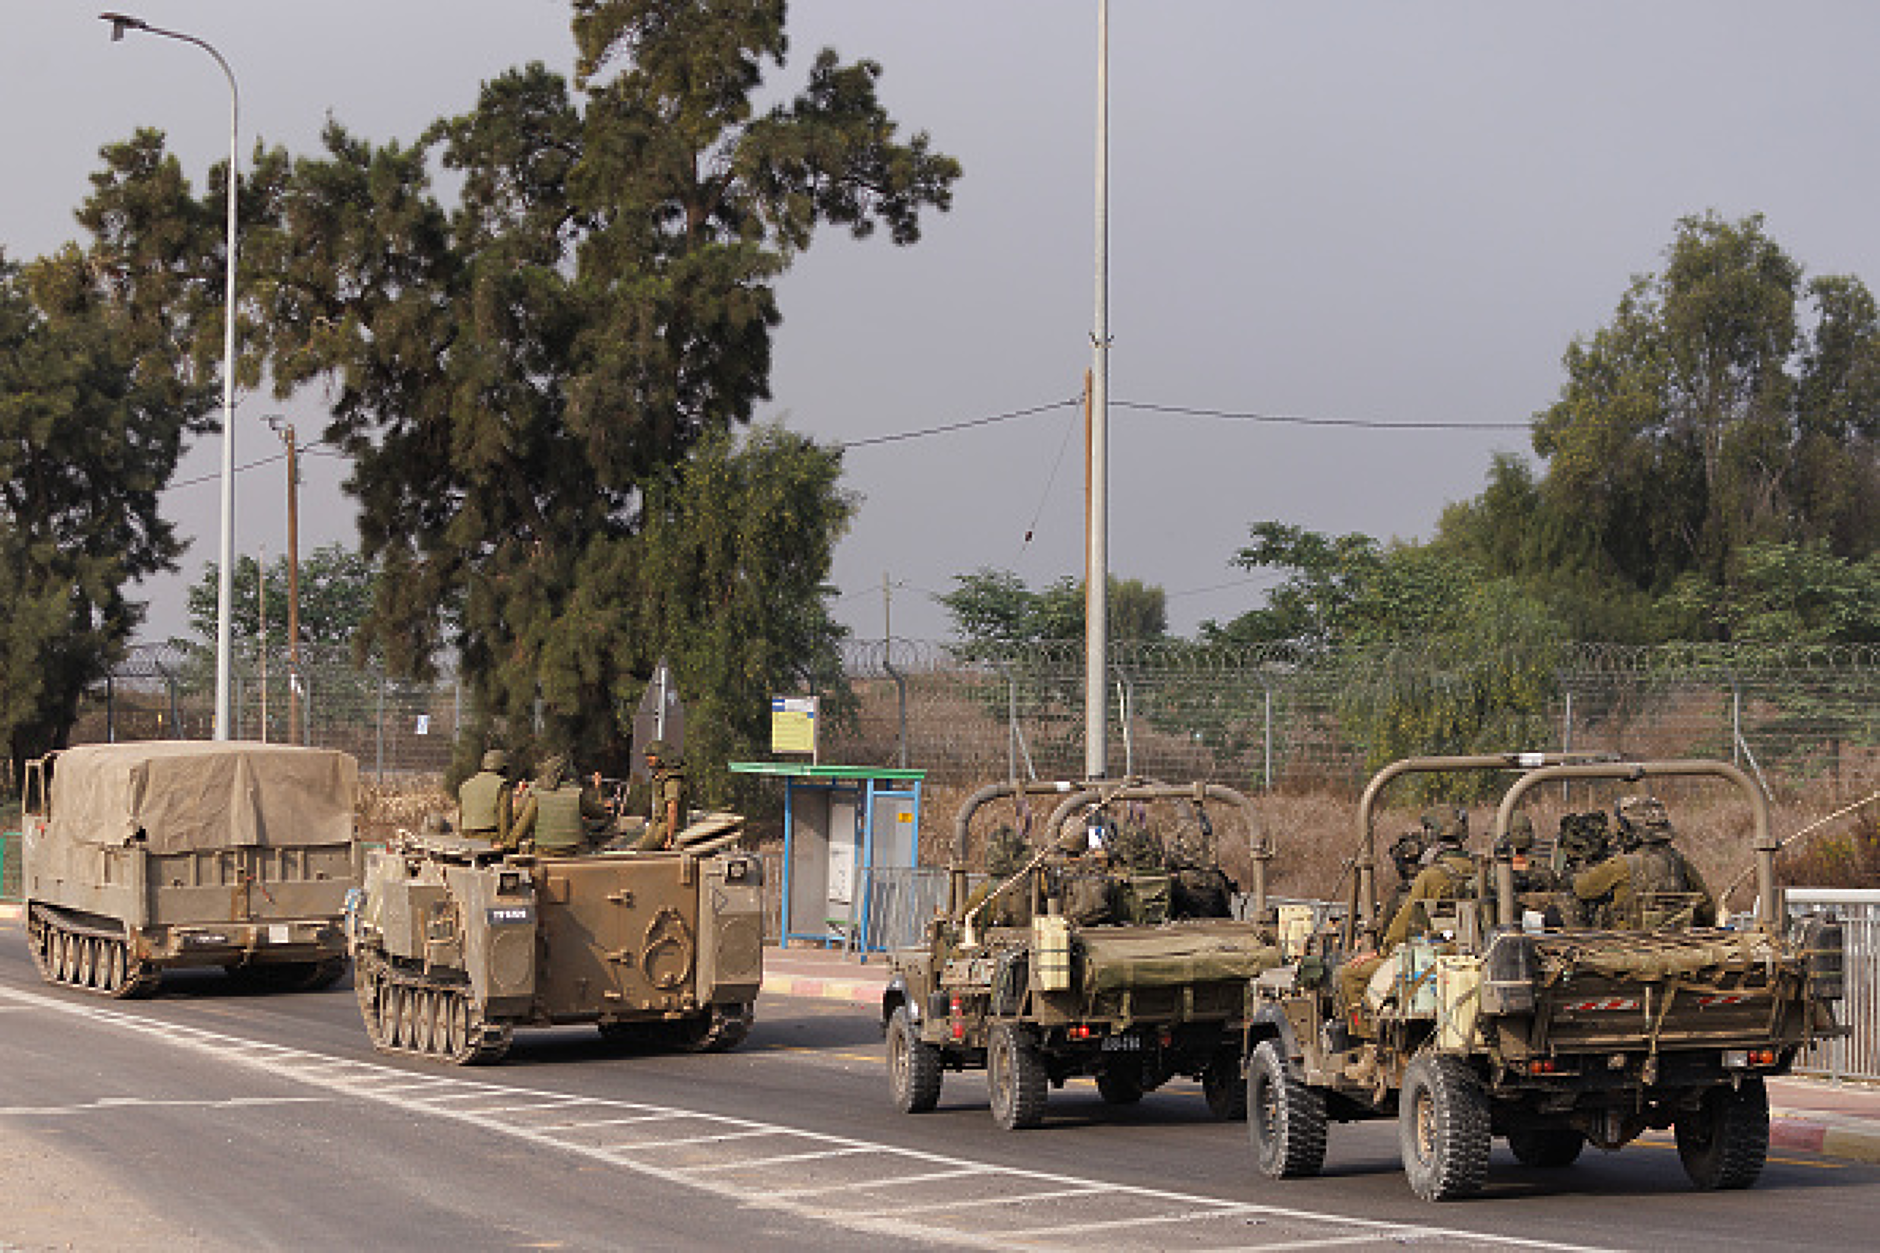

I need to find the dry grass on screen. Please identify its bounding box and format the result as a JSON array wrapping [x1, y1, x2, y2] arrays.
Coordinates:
[[356, 777, 454, 844]]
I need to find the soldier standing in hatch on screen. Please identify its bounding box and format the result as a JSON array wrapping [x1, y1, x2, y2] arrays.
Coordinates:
[[636, 740, 688, 850], [1573, 795, 1717, 929], [458, 749, 515, 847], [510, 754, 611, 854]]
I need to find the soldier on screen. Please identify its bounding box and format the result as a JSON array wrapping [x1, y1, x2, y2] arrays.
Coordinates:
[[636, 740, 688, 851], [1167, 804, 1235, 920], [1381, 825, 1429, 923], [964, 824, 1034, 928], [1381, 806, 1476, 948], [1499, 812, 1567, 926], [457, 749, 514, 847], [510, 754, 611, 855], [1337, 807, 1476, 1036], [1573, 795, 1717, 930]]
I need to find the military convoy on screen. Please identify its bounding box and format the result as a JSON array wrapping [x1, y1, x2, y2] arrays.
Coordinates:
[[883, 780, 1281, 1129], [348, 815, 763, 1064], [1242, 754, 1846, 1200], [20, 742, 360, 997]]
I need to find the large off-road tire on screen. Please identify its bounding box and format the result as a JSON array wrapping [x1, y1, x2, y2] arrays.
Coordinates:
[[1676, 1079, 1769, 1191], [988, 1022, 1048, 1131], [1507, 1127, 1585, 1168], [1399, 1053, 1490, 1201], [1248, 1038, 1326, 1179], [1203, 1051, 1248, 1121], [1096, 1061, 1145, 1106], [887, 1006, 943, 1114]]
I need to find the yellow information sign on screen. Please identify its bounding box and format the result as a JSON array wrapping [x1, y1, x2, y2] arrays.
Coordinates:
[[770, 696, 818, 755]]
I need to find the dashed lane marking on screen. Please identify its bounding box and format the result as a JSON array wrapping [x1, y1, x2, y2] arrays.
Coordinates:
[[0, 984, 1620, 1252]]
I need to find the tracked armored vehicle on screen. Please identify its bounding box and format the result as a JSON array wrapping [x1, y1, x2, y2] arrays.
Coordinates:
[[349, 816, 763, 1064], [1244, 755, 1845, 1201], [21, 742, 360, 997], [883, 780, 1281, 1129]]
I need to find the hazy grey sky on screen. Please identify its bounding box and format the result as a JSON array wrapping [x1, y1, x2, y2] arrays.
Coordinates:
[[7, 2, 1879, 645]]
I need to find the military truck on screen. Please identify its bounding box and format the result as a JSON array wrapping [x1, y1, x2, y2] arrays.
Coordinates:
[[348, 815, 762, 1064], [1243, 755, 1845, 1201], [883, 780, 1281, 1130], [21, 742, 360, 997]]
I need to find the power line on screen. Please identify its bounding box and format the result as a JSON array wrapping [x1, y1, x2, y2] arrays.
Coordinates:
[[1112, 399, 1530, 431], [837, 396, 1081, 449]]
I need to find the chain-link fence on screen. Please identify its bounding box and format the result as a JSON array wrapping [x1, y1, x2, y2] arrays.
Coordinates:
[[54, 639, 1880, 803], [71, 642, 466, 779], [830, 640, 1880, 800]]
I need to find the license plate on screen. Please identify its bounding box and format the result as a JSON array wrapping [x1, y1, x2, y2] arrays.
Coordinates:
[[1100, 1035, 1141, 1052]]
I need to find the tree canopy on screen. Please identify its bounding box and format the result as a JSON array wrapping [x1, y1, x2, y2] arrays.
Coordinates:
[[74, 1, 958, 780], [1438, 212, 1880, 641], [184, 543, 380, 651], [940, 569, 1168, 656]]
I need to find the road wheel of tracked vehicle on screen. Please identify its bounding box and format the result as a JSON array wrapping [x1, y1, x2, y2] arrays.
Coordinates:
[[76, 936, 98, 989], [1400, 1053, 1490, 1201], [1508, 1128, 1585, 1168], [988, 1022, 1047, 1131], [444, 992, 471, 1059], [1676, 1078, 1769, 1191], [414, 989, 438, 1054], [1204, 1051, 1249, 1121], [27, 916, 54, 983], [354, 959, 386, 1048], [54, 929, 74, 984], [1096, 1061, 1145, 1105], [387, 985, 412, 1049], [1248, 1038, 1326, 1179], [100, 940, 125, 993], [887, 1006, 943, 1114]]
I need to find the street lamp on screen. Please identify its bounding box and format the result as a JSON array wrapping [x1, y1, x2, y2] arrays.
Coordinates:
[[101, 11, 241, 741]]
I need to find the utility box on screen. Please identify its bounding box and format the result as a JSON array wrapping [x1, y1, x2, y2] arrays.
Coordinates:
[[729, 762, 924, 952]]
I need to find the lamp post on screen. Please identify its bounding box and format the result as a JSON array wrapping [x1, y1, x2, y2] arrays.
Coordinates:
[[101, 11, 240, 741]]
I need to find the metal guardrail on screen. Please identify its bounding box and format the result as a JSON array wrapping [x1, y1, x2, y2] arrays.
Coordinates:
[[1789, 888, 1880, 1084]]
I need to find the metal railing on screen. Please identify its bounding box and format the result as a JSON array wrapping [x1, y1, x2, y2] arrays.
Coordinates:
[[1789, 888, 1880, 1083]]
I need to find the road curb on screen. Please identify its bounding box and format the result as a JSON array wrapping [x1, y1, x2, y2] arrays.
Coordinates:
[[1771, 1111, 1880, 1166], [761, 971, 884, 1008], [0, 903, 20, 922]]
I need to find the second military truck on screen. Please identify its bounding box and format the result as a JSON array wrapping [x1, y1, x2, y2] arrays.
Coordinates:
[[349, 817, 764, 1063]]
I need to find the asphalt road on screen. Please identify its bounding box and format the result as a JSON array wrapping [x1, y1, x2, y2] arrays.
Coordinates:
[[2, 923, 1876, 1252]]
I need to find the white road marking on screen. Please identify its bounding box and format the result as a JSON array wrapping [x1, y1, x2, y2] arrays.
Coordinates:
[[0, 985, 1621, 1253], [680, 1145, 876, 1173], [0, 1095, 333, 1117]]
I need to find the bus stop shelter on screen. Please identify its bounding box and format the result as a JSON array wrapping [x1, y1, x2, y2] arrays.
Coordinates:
[[729, 762, 924, 953]]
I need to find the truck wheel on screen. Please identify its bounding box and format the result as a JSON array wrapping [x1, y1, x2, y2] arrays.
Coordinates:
[[988, 1022, 1047, 1130], [888, 1006, 943, 1114], [1676, 1078, 1769, 1191], [1096, 1062, 1145, 1106], [1507, 1128, 1584, 1168], [1248, 1039, 1326, 1178], [1399, 1053, 1490, 1201], [1203, 1052, 1248, 1121]]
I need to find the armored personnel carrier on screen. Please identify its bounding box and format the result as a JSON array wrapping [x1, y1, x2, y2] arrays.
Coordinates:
[[883, 780, 1280, 1130], [1244, 755, 1845, 1201], [21, 742, 360, 997], [349, 815, 762, 1064]]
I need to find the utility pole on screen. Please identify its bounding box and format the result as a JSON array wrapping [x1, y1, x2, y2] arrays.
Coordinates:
[[257, 544, 268, 742], [269, 418, 303, 744], [1085, 0, 1111, 782]]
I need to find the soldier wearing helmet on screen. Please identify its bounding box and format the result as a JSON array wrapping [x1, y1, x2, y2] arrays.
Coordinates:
[[458, 748, 515, 847], [510, 753, 611, 854], [636, 739, 689, 851], [1381, 806, 1476, 948], [964, 824, 1035, 928], [1572, 795, 1716, 929]]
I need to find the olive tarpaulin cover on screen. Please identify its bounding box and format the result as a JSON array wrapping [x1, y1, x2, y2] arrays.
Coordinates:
[[1078, 922, 1281, 993], [46, 741, 357, 853]]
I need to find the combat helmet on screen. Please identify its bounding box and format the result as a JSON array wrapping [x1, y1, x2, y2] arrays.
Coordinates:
[[1615, 794, 1672, 843], [537, 753, 568, 789], [1421, 805, 1469, 848], [480, 748, 510, 774]]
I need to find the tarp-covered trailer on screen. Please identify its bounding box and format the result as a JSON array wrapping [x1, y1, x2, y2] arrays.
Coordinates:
[[22, 742, 361, 996]]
